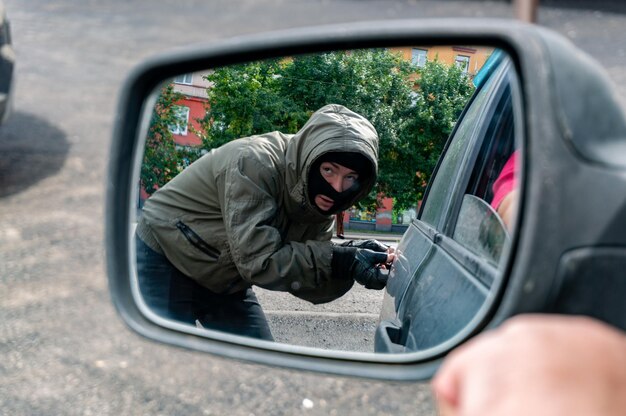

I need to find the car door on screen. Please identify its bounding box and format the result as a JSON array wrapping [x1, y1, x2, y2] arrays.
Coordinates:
[[376, 56, 519, 353]]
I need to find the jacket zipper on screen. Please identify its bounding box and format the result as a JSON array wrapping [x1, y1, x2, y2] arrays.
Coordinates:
[[176, 221, 220, 259]]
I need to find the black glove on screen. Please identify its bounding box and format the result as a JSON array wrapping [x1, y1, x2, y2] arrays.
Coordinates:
[[331, 246, 389, 290], [340, 239, 389, 253]]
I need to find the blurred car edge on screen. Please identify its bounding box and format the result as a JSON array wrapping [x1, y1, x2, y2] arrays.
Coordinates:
[[0, 0, 15, 124]]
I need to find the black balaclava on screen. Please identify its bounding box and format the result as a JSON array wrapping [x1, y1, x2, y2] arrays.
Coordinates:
[[307, 152, 372, 215]]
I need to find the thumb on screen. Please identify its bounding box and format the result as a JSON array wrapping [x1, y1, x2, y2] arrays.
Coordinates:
[[432, 366, 460, 411]]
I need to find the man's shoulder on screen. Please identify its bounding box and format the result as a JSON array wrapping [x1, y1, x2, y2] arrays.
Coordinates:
[[232, 132, 290, 168]]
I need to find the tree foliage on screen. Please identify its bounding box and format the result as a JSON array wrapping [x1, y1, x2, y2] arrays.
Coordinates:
[[143, 49, 475, 212], [398, 59, 476, 205], [141, 84, 204, 196], [141, 84, 185, 196]]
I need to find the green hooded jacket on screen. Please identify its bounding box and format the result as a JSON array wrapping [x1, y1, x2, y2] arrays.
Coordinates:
[[136, 104, 379, 304]]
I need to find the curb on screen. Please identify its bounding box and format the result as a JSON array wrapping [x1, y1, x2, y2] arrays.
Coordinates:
[[332, 233, 403, 243]]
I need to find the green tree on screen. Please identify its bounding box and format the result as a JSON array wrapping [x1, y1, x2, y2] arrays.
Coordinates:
[[197, 59, 300, 149], [279, 50, 418, 211], [149, 50, 475, 217], [140, 83, 186, 196], [397, 59, 475, 209]]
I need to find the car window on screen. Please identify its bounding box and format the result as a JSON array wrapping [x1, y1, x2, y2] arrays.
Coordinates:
[[453, 194, 508, 265], [419, 62, 503, 230], [451, 61, 518, 266]]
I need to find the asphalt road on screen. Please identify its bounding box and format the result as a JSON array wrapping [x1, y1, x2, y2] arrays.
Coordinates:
[[258, 234, 400, 352], [1, 1, 625, 415]]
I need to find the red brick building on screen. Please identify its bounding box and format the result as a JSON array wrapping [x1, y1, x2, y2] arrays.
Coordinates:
[[170, 71, 212, 147]]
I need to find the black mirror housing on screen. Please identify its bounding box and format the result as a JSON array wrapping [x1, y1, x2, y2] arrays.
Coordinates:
[[106, 19, 626, 381]]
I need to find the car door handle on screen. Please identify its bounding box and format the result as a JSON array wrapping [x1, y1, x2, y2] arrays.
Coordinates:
[[374, 319, 407, 353]]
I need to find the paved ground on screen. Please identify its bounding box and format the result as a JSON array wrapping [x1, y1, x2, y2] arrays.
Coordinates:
[[1, 1, 625, 415]]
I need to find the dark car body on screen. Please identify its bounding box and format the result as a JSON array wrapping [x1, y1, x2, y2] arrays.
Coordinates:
[[376, 53, 518, 353], [0, 1, 14, 123]]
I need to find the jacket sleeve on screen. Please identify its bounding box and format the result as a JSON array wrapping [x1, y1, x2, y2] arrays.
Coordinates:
[[219, 151, 339, 293]]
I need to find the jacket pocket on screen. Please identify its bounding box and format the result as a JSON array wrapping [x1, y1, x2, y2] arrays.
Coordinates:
[[176, 220, 221, 260]]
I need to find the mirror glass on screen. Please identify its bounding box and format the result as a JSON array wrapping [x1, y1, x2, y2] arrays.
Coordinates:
[[132, 45, 521, 354]]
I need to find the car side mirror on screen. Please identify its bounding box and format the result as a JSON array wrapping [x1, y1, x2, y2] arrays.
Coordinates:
[[106, 19, 626, 381]]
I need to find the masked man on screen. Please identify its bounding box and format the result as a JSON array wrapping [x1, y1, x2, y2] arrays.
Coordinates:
[[135, 104, 394, 340]]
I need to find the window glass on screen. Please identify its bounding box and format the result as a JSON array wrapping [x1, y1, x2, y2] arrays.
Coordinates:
[[174, 73, 193, 85], [419, 67, 497, 229], [455, 55, 470, 73], [169, 106, 190, 136], [453, 194, 508, 265], [411, 48, 428, 67], [452, 62, 519, 265]]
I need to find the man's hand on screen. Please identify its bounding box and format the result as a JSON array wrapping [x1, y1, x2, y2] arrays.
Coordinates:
[[340, 239, 389, 253], [432, 314, 626, 416], [331, 246, 395, 290]]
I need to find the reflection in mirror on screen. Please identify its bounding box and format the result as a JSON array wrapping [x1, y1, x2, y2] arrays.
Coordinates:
[[133, 46, 521, 354]]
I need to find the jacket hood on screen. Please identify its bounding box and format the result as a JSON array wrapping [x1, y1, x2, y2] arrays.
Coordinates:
[[284, 104, 379, 222]]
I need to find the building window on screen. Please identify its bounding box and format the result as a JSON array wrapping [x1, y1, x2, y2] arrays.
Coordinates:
[[455, 55, 471, 73], [174, 73, 193, 85], [169, 106, 190, 136], [411, 48, 428, 67]]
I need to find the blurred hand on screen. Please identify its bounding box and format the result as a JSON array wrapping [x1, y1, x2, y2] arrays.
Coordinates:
[[432, 315, 626, 416]]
